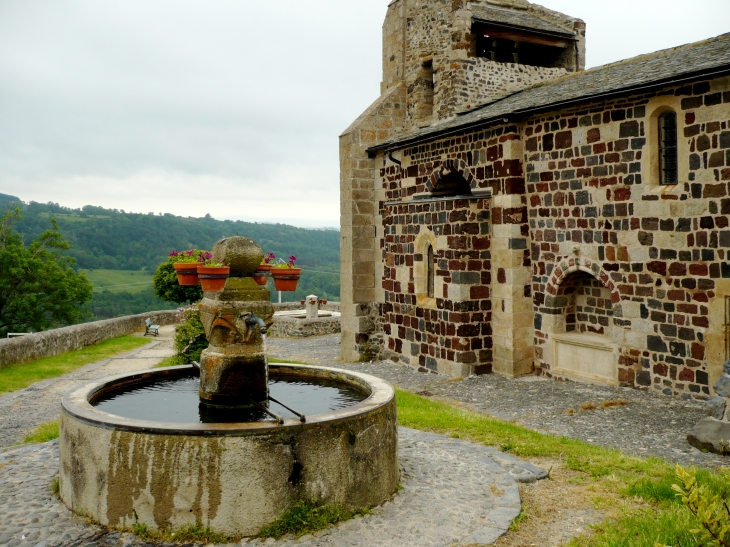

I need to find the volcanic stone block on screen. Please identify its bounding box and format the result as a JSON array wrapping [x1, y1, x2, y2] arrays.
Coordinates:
[[688, 418, 730, 455], [715, 374, 730, 398], [706, 397, 727, 420]]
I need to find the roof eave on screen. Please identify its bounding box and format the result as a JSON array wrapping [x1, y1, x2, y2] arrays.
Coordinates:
[[472, 18, 576, 41], [366, 63, 730, 155]]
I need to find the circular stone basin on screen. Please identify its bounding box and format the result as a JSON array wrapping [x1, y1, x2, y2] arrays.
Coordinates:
[[59, 364, 398, 537]]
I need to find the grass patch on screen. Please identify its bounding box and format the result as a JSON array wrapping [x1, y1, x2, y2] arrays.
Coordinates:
[[131, 522, 230, 544], [0, 335, 152, 394], [568, 505, 705, 547], [258, 501, 359, 539], [395, 389, 730, 546], [22, 420, 59, 444], [51, 477, 60, 495], [81, 269, 153, 294], [154, 355, 187, 368]]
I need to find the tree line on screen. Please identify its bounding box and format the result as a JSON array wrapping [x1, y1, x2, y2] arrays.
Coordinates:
[[0, 198, 341, 329]]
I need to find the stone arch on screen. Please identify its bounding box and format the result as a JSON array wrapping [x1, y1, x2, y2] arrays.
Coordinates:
[[426, 159, 475, 195], [540, 257, 622, 386], [545, 257, 619, 306]]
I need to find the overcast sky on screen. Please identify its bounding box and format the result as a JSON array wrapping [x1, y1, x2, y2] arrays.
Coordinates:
[[1, 1, 728, 228]]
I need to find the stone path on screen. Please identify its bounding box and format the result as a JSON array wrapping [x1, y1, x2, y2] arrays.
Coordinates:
[[0, 428, 545, 547]]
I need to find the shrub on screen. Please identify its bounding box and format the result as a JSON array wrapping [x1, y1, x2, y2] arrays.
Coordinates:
[[173, 306, 208, 364]]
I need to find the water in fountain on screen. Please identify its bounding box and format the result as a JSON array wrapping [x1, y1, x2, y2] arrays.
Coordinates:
[[92, 371, 367, 424]]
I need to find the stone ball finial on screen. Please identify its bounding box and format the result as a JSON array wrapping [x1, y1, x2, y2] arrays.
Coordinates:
[[211, 237, 263, 277]]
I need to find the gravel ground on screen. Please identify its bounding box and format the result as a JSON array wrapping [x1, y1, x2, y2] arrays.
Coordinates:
[[267, 334, 726, 469]]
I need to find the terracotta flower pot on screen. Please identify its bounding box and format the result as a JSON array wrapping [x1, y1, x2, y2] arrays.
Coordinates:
[[173, 262, 199, 286], [252, 264, 272, 286], [271, 267, 302, 292], [197, 265, 230, 293]]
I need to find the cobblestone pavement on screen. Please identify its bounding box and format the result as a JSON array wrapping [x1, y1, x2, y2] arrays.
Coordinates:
[[0, 428, 545, 547], [267, 334, 728, 469], [0, 327, 175, 449]]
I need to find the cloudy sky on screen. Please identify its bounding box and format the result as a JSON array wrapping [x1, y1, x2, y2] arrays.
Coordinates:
[[1, 1, 728, 228]]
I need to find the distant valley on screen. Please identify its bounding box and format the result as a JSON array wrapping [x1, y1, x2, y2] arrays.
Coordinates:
[[1, 197, 340, 320]]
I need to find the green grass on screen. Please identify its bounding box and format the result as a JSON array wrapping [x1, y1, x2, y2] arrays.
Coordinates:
[[0, 335, 152, 394], [81, 269, 153, 293], [568, 505, 706, 547], [131, 523, 231, 544], [21, 420, 59, 444], [258, 501, 360, 539], [394, 389, 730, 546], [154, 355, 187, 368]]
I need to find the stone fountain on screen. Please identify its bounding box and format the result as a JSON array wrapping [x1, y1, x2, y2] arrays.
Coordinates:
[[58, 237, 398, 536]]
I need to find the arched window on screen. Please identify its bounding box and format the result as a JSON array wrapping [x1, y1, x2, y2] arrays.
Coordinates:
[[658, 111, 678, 185], [426, 244, 435, 299]]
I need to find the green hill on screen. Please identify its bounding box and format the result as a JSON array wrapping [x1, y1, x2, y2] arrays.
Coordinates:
[[3, 200, 340, 317]]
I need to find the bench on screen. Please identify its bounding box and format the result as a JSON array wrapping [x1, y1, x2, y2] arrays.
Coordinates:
[[144, 318, 160, 337]]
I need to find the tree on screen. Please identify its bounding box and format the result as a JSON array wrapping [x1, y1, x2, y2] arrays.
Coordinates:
[[0, 208, 93, 336], [153, 260, 203, 304]]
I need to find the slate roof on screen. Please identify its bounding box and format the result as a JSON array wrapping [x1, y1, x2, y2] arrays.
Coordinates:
[[368, 32, 730, 152], [470, 5, 575, 38]]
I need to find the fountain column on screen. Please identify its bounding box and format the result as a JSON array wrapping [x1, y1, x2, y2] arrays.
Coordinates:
[[198, 236, 274, 406]]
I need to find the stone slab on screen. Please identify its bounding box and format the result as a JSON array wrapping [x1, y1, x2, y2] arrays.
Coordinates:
[[687, 418, 730, 455]]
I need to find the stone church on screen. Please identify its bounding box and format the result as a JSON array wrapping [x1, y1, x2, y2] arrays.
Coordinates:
[[339, 0, 730, 399]]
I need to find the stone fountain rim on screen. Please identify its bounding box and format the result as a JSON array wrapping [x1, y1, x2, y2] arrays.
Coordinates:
[[61, 363, 395, 436]]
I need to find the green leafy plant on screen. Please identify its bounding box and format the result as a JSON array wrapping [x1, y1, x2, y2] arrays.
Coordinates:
[[51, 477, 60, 495], [659, 465, 730, 547], [173, 306, 208, 364], [168, 249, 207, 263], [197, 251, 227, 268], [153, 260, 202, 304], [261, 252, 276, 265], [0, 207, 93, 337], [272, 255, 298, 268]]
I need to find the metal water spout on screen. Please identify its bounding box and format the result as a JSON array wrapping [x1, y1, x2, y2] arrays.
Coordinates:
[[246, 314, 267, 335]]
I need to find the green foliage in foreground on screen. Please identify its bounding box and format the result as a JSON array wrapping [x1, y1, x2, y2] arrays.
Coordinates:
[[0, 208, 93, 337], [0, 335, 152, 394], [22, 420, 59, 444], [258, 501, 358, 539], [395, 390, 730, 547]]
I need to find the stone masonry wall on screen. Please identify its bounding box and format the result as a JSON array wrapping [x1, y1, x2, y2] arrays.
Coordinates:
[[376, 125, 527, 376], [0, 310, 178, 369], [526, 75, 730, 397], [437, 59, 566, 120]]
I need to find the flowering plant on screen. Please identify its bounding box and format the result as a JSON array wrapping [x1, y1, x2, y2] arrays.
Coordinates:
[[260, 252, 276, 265], [273, 255, 298, 268], [197, 251, 227, 268], [169, 249, 207, 263]]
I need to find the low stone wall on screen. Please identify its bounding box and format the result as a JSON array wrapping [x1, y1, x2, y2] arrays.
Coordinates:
[[272, 302, 340, 313], [269, 302, 341, 338], [0, 310, 179, 369], [268, 315, 341, 338]]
